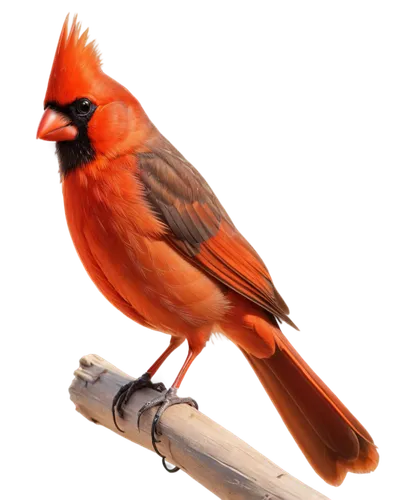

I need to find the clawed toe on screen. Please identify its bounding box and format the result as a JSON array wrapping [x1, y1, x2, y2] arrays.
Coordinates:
[[137, 388, 200, 474], [112, 372, 167, 432]]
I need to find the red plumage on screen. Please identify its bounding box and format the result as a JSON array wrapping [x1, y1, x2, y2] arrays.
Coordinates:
[[37, 16, 379, 485]]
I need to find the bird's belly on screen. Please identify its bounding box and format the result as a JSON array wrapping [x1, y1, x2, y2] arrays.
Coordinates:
[[63, 173, 228, 335]]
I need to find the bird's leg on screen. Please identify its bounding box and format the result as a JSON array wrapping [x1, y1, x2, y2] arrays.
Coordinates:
[[137, 343, 202, 472], [112, 336, 184, 432]]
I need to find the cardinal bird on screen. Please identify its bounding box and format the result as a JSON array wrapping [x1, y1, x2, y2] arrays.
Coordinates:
[[37, 16, 378, 485]]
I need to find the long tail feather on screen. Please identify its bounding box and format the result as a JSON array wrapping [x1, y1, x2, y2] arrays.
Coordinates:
[[240, 330, 379, 486]]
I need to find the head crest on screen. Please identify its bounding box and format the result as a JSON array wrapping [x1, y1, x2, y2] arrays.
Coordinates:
[[45, 15, 103, 105]]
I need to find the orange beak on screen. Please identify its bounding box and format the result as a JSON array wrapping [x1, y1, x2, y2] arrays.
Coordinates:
[[37, 108, 78, 141]]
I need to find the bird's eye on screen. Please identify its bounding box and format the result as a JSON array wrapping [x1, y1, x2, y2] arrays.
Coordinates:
[[75, 98, 92, 116]]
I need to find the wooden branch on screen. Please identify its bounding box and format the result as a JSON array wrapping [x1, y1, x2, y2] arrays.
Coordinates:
[[69, 354, 329, 500]]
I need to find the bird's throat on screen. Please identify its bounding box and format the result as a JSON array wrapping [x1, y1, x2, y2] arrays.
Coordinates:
[[56, 137, 96, 176]]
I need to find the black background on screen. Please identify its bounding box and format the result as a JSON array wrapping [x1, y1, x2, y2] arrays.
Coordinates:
[[25, 6, 385, 498]]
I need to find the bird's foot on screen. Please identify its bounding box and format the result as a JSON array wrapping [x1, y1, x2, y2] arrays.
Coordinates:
[[112, 372, 166, 432], [137, 387, 199, 473]]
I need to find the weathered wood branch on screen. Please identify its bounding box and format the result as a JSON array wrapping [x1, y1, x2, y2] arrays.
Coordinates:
[[69, 354, 329, 500]]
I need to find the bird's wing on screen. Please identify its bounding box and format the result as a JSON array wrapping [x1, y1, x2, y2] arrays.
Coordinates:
[[137, 134, 297, 329]]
